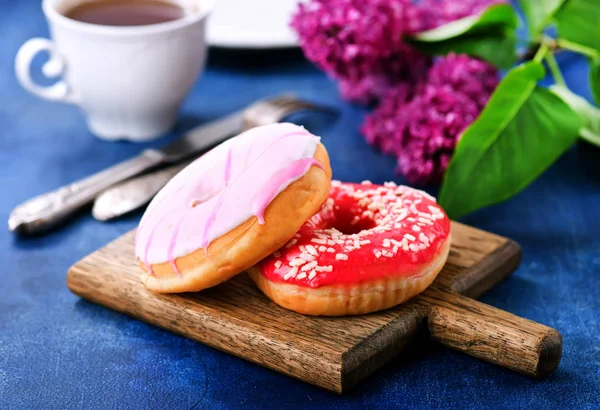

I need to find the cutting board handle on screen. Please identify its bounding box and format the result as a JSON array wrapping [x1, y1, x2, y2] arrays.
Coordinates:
[[426, 289, 562, 377]]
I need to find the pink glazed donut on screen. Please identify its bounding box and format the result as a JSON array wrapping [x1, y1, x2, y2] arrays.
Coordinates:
[[135, 123, 332, 293]]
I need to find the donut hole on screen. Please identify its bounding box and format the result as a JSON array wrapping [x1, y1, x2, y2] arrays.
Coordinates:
[[332, 208, 377, 235]]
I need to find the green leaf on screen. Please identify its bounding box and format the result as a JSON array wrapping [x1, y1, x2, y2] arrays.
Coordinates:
[[550, 85, 600, 146], [409, 4, 518, 68], [590, 57, 600, 106], [412, 4, 517, 41], [438, 62, 581, 219], [554, 0, 600, 51], [518, 0, 566, 37], [411, 30, 516, 69]]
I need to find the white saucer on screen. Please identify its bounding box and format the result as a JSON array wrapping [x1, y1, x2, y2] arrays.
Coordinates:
[[207, 0, 299, 49]]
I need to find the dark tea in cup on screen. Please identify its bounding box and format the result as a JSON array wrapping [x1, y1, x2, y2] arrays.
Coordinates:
[[65, 0, 185, 26]]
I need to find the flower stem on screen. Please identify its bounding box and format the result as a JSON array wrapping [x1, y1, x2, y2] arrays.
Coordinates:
[[556, 39, 600, 58], [545, 52, 566, 86], [533, 42, 549, 63]]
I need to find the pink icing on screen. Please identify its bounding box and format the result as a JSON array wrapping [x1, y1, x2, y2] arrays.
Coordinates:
[[253, 158, 324, 224], [135, 123, 323, 267]]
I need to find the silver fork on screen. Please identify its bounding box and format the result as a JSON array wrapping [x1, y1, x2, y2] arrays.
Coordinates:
[[92, 96, 331, 221]]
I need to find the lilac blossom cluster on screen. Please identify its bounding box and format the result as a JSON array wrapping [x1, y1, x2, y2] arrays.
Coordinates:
[[292, 0, 503, 184], [362, 54, 499, 185], [291, 0, 431, 103]]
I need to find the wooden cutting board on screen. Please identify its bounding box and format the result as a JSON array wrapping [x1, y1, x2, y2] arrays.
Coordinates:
[[67, 221, 562, 393]]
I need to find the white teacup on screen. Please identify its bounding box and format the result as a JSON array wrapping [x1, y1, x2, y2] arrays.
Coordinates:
[[16, 0, 213, 141]]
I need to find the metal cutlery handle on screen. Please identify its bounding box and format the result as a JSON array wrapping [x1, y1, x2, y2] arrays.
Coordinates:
[[8, 150, 165, 234], [92, 161, 190, 221]]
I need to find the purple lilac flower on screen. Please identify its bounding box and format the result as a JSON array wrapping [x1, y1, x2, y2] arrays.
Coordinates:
[[427, 52, 499, 108], [291, 0, 431, 103], [395, 84, 481, 185], [362, 83, 415, 156], [362, 54, 499, 185]]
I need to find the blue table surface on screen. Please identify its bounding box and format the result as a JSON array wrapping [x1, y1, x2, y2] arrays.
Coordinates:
[[1, 2, 599, 409]]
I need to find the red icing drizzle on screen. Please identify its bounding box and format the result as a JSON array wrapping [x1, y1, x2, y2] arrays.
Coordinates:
[[257, 181, 451, 288]]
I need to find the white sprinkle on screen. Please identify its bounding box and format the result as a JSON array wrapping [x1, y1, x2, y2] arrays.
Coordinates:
[[332, 180, 342, 187], [296, 272, 307, 280], [318, 245, 327, 252], [300, 252, 315, 261], [402, 243, 409, 251], [409, 244, 419, 252], [419, 233, 429, 243], [299, 245, 307, 253], [361, 180, 372, 185], [301, 261, 318, 271], [284, 266, 299, 280], [327, 247, 336, 253], [327, 239, 337, 246], [394, 223, 402, 229], [375, 251, 382, 258], [418, 217, 434, 225], [393, 245, 399, 254], [360, 240, 371, 245], [407, 217, 416, 222], [412, 225, 421, 232], [308, 270, 317, 280], [383, 239, 391, 248], [428, 205, 439, 213], [336, 253, 349, 261], [418, 243, 427, 250], [289, 258, 307, 267], [315, 265, 333, 272], [353, 240, 361, 249], [285, 239, 297, 248], [383, 250, 393, 257], [274, 261, 282, 269], [306, 245, 318, 256], [311, 238, 327, 245], [345, 246, 355, 252], [384, 181, 397, 187], [336, 240, 345, 245], [404, 234, 416, 241]]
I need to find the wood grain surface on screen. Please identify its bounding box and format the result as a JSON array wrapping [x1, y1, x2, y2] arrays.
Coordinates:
[[67, 221, 562, 393]]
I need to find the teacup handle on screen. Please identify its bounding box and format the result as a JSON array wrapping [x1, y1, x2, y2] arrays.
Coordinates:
[[15, 38, 77, 103]]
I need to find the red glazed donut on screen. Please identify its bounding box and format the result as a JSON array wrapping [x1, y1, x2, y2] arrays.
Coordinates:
[[248, 181, 451, 316]]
